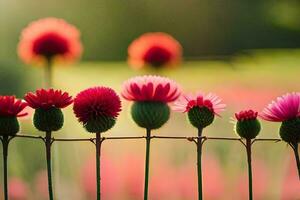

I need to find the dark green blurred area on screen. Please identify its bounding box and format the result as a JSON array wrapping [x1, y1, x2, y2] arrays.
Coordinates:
[[1, 0, 300, 62]]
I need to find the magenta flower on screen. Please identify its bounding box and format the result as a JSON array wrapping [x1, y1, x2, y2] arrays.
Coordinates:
[[173, 92, 225, 116], [122, 75, 181, 103], [261, 92, 300, 122], [261, 92, 300, 179]]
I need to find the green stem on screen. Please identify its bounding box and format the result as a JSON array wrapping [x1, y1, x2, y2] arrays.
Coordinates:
[[45, 59, 52, 88], [45, 131, 54, 200], [2, 136, 9, 200], [197, 128, 203, 200], [96, 132, 102, 200], [246, 139, 253, 200], [291, 143, 300, 180], [143, 129, 151, 200]]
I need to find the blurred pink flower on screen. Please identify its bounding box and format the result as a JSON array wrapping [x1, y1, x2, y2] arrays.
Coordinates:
[[281, 156, 300, 200], [149, 161, 178, 200], [216, 86, 281, 110], [176, 156, 225, 200], [119, 155, 144, 199], [34, 170, 48, 199], [81, 155, 121, 200], [8, 177, 29, 200], [235, 160, 269, 200]]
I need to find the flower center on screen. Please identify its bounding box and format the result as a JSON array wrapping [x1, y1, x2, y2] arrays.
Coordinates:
[[33, 32, 69, 59], [143, 46, 172, 67]]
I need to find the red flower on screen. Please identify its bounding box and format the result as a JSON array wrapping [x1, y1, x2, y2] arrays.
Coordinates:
[[18, 17, 82, 64], [24, 89, 73, 110], [122, 75, 181, 103], [128, 32, 182, 69], [235, 109, 258, 121], [73, 87, 121, 124], [0, 96, 27, 117]]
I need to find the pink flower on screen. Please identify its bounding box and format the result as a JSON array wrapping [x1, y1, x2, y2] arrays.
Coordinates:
[[128, 32, 182, 69], [235, 110, 258, 121], [18, 17, 82, 64], [261, 92, 300, 122], [24, 89, 73, 110], [173, 92, 225, 116], [0, 96, 27, 117], [122, 75, 181, 103], [73, 87, 121, 124], [8, 177, 29, 200]]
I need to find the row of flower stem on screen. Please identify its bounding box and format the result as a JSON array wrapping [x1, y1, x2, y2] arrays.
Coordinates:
[[1, 133, 283, 200]]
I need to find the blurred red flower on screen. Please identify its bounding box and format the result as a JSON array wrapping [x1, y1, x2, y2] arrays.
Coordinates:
[[24, 89, 73, 110], [18, 17, 82, 64], [128, 32, 182, 69]]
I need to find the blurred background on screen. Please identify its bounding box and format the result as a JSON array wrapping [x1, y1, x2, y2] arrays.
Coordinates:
[[1, 0, 300, 199]]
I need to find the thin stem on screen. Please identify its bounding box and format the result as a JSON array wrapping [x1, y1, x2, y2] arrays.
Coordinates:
[[143, 129, 151, 200], [2, 136, 9, 200], [45, 131, 54, 200], [291, 143, 300, 180], [197, 128, 203, 200], [95, 132, 102, 200], [12, 134, 282, 142], [246, 139, 253, 200], [45, 59, 52, 88]]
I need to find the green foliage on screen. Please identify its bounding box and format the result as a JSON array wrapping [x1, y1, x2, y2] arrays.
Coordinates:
[[236, 119, 261, 139], [33, 107, 64, 132], [84, 115, 116, 133], [0, 116, 19, 136], [131, 101, 170, 130], [187, 106, 214, 129]]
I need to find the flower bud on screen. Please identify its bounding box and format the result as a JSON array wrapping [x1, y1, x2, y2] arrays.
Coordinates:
[[131, 101, 170, 130]]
